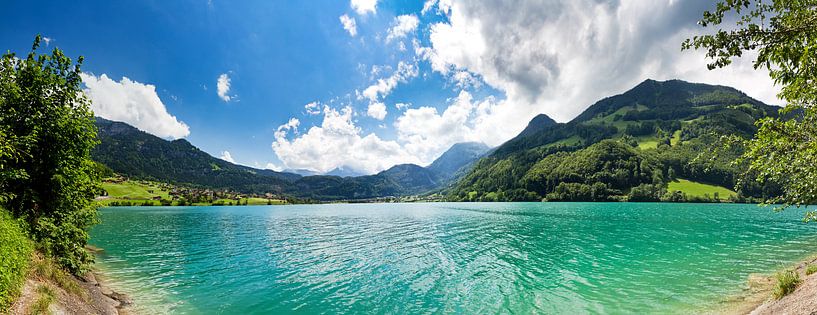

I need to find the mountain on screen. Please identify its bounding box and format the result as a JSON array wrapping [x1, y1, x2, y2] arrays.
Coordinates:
[[93, 118, 300, 194], [427, 142, 491, 180], [516, 114, 557, 138], [450, 79, 781, 202], [92, 118, 489, 200], [284, 168, 321, 176], [287, 143, 491, 200], [325, 167, 367, 178]]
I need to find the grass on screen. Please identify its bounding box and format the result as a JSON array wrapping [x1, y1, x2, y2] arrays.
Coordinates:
[[772, 270, 801, 299], [30, 254, 85, 301], [636, 136, 659, 150], [0, 209, 34, 312], [667, 179, 736, 201], [101, 180, 170, 200], [670, 130, 681, 146], [99, 179, 288, 207], [806, 264, 817, 276], [29, 285, 55, 315]]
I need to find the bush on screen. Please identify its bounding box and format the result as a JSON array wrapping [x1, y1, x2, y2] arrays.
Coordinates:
[[772, 270, 801, 299], [1, 36, 100, 274], [806, 264, 817, 276], [0, 209, 34, 312]]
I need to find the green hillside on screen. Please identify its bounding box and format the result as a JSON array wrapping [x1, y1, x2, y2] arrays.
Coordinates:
[[450, 79, 780, 202], [668, 179, 736, 201]]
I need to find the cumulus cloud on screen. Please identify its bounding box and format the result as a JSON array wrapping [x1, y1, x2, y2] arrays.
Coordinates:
[[394, 90, 509, 162], [421, 0, 437, 15], [367, 102, 387, 120], [220, 151, 235, 163], [272, 106, 419, 174], [80, 73, 190, 139], [416, 0, 780, 142], [339, 14, 357, 36], [351, 0, 377, 15], [386, 15, 419, 42], [304, 101, 321, 115], [275, 117, 300, 139], [217, 73, 232, 102], [272, 0, 783, 174], [360, 61, 418, 102], [395, 102, 411, 110]]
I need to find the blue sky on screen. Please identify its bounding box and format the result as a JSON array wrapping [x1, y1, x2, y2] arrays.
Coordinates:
[[0, 0, 780, 174]]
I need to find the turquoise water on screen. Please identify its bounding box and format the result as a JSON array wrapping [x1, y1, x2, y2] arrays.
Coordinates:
[[90, 203, 817, 314]]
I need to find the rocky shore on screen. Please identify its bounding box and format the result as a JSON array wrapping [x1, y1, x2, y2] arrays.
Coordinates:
[[10, 252, 132, 315]]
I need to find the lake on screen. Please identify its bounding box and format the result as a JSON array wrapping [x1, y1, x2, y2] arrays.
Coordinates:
[[90, 203, 817, 314]]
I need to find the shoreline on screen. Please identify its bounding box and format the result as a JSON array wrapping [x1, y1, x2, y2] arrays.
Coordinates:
[[710, 254, 817, 314], [10, 251, 132, 315]]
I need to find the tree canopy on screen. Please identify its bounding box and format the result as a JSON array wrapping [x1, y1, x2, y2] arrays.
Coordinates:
[[684, 0, 817, 217], [0, 36, 100, 273]]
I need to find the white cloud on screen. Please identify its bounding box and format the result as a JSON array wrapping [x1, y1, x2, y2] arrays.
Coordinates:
[[217, 73, 232, 102], [272, 106, 419, 174], [421, 0, 437, 15], [350, 0, 377, 15], [265, 162, 283, 172], [416, 0, 780, 140], [220, 151, 235, 163], [80, 73, 190, 139], [304, 101, 321, 115], [339, 14, 357, 37], [42, 37, 53, 46], [386, 15, 419, 42], [360, 61, 418, 102], [395, 102, 411, 110], [271, 0, 784, 175], [367, 102, 387, 120], [451, 70, 481, 89], [275, 117, 300, 139], [394, 90, 507, 162]]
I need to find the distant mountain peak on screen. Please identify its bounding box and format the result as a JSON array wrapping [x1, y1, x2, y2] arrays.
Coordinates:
[[518, 113, 558, 138], [427, 142, 491, 180], [325, 166, 367, 178]]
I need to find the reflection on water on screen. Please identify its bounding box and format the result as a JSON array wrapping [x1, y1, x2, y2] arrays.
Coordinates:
[[90, 202, 817, 314]]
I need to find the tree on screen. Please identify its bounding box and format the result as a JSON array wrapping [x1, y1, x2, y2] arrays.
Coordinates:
[[684, 1, 817, 219], [0, 36, 100, 273]]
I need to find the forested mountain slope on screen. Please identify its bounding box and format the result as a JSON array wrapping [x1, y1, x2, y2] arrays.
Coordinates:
[[450, 79, 781, 202]]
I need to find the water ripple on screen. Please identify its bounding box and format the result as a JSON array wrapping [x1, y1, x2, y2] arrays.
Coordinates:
[[90, 203, 817, 314]]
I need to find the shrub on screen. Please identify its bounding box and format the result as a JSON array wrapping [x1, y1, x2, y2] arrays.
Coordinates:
[[30, 285, 55, 315], [772, 270, 801, 299], [1, 36, 100, 274], [0, 209, 34, 312], [806, 264, 817, 276]]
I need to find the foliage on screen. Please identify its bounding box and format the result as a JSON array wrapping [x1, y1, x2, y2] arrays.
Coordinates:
[[806, 264, 817, 276], [0, 36, 99, 273], [0, 209, 33, 312], [628, 184, 666, 202], [682, 0, 817, 106], [30, 253, 84, 300], [31, 285, 56, 315], [685, 0, 817, 217], [772, 270, 801, 299]]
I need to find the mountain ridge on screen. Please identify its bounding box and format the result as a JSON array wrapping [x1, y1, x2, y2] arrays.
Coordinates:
[[93, 117, 490, 200], [449, 79, 781, 202]]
